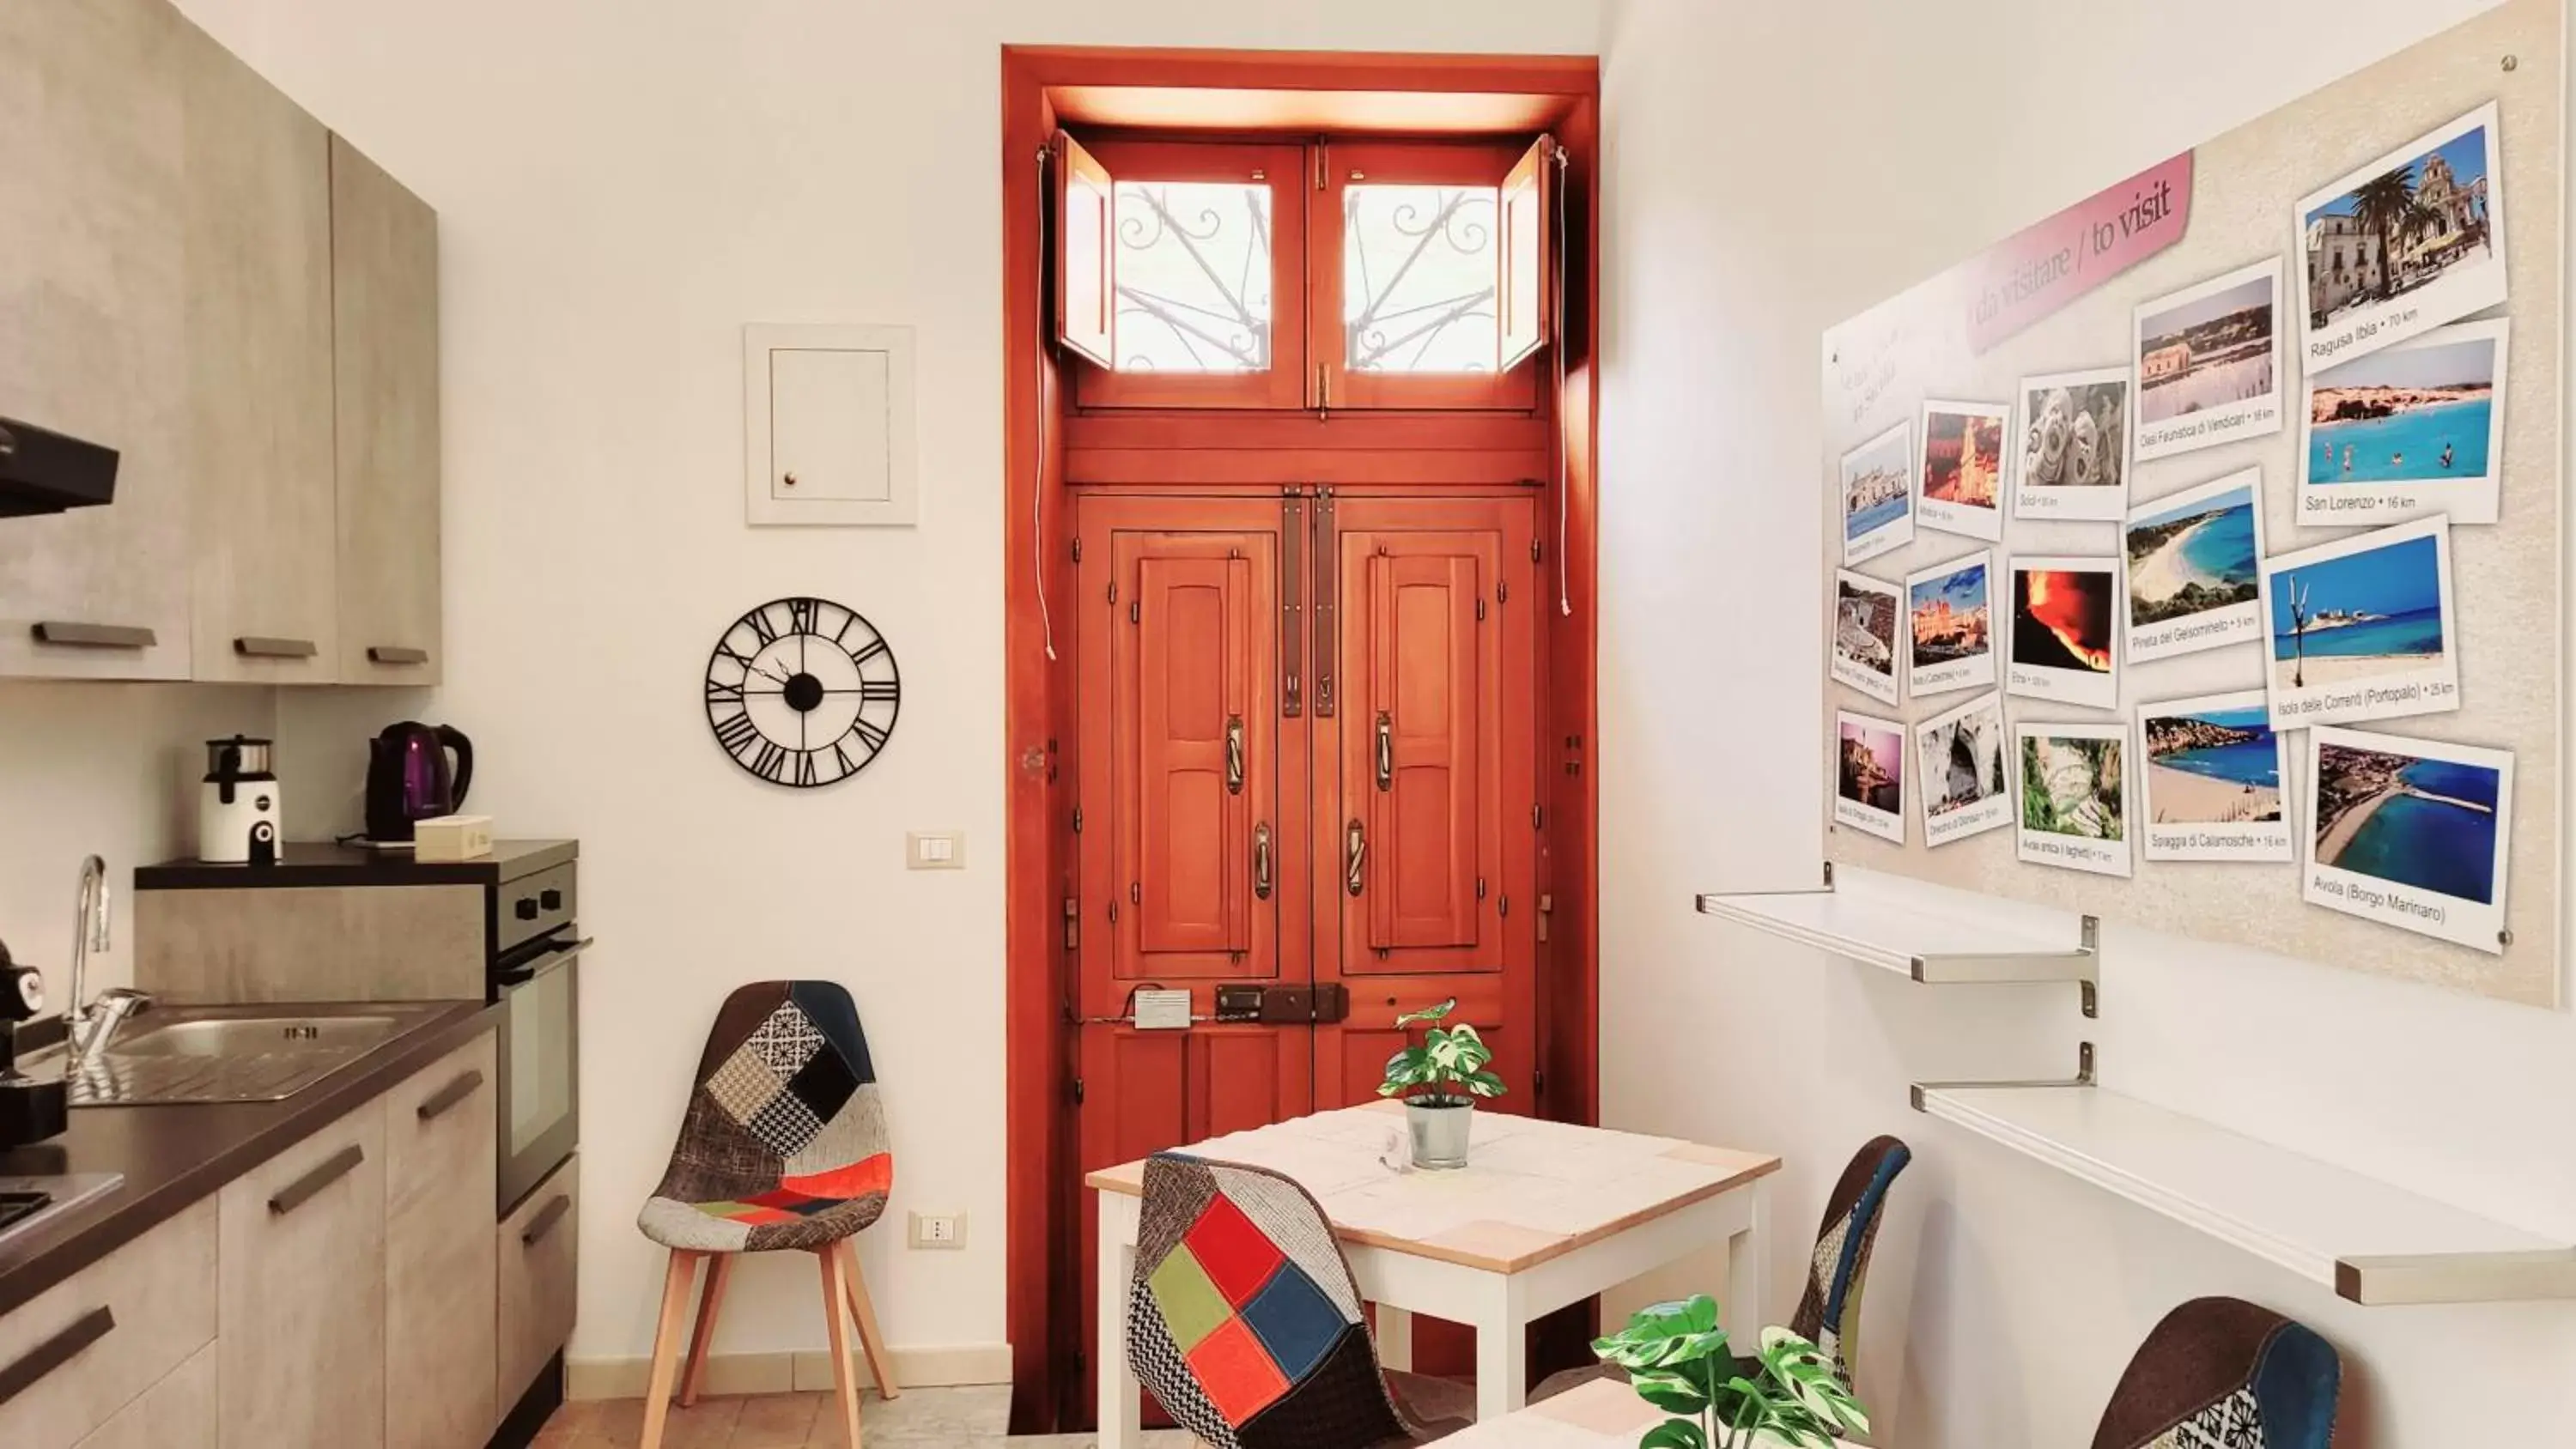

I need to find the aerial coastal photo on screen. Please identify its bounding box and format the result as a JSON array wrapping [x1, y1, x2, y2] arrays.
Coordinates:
[[2146, 705, 2281, 825], [2306, 325, 2500, 485], [2128, 480, 2260, 628], [2313, 738, 2500, 903]]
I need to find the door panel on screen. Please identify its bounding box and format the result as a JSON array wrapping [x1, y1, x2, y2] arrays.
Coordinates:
[[1369, 549, 1484, 955]]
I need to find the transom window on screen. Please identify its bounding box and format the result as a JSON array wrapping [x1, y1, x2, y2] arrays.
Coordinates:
[[1343, 183, 1502, 374], [1113, 179, 1273, 374]]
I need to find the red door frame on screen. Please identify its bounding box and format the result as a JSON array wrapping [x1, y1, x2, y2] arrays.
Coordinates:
[[1002, 45, 1601, 1429]]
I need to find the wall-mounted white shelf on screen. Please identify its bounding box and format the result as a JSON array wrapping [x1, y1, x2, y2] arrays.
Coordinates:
[[1695, 875, 2097, 990], [1914, 1082, 2576, 1305]]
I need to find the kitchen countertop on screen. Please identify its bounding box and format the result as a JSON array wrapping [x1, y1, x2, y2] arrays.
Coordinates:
[[0, 998, 501, 1317], [136, 838, 576, 890]]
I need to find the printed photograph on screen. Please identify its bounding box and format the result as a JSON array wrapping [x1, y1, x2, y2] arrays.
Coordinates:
[[1840, 421, 1915, 566], [2305, 726, 2512, 954], [2299, 102, 2506, 368], [2134, 258, 2283, 461], [2125, 468, 2264, 664], [2300, 318, 2507, 524], [1833, 710, 1907, 845], [1831, 569, 1903, 706], [1917, 400, 2010, 541], [1907, 552, 1994, 697], [2007, 558, 2119, 709], [2262, 517, 2457, 727], [2015, 368, 2131, 520], [2145, 700, 2281, 825], [2017, 722, 2133, 878], [1916, 692, 2010, 847]]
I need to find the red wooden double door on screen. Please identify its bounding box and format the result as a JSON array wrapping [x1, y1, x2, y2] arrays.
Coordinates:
[[1071, 488, 1541, 1347]]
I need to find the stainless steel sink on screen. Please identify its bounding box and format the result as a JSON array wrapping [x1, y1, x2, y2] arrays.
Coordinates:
[[26, 1003, 443, 1106]]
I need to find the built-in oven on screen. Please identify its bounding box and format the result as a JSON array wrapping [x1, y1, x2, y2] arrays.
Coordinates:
[[493, 863, 584, 1216]]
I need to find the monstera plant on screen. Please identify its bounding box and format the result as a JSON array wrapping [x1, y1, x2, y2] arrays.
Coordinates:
[[1591, 1295, 1868, 1449], [1376, 997, 1504, 1168]]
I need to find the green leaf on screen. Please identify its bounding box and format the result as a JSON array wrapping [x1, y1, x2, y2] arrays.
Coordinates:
[[1394, 997, 1456, 1028], [1465, 1070, 1508, 1098], [1637, 1419, 1706, 1449], [1758, 1328, 1867, 1434], [1628, 1368, 1710, 1416]]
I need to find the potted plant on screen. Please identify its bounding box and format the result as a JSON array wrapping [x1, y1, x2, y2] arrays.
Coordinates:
[[1591, 1294, 1868, 1449], [1375, 997, 1504, 1169]]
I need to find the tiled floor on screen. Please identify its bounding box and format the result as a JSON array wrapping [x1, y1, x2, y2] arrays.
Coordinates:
[[533, 1385, 1197, 1449]]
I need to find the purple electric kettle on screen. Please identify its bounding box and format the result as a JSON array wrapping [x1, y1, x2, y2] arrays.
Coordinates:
[[364, 721, 474, 843]]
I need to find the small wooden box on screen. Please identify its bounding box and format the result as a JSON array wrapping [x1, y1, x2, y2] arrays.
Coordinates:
[[413, 814, 495, 863]]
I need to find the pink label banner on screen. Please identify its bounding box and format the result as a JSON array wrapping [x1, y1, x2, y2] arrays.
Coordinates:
[[1965, 151, 2194, 352]]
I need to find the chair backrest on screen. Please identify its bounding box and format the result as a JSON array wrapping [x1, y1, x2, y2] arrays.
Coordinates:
[[1127, 1153, 1409, 1449], [650, 979, 892, 1215], [1787, 1134, 1911, 1385], [2090, 1297, 2342, 1449]]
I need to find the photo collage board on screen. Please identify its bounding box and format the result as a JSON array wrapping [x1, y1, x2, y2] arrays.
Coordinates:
[[1817, 0, 2561, 1007]]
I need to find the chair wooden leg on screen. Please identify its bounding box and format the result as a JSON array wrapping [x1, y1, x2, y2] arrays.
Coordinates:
[[638, 1251, 702, 1449], [678, 1252, 736, 1408], [817, 1247, 865, 1448], [837, 1239, 899, 1399]]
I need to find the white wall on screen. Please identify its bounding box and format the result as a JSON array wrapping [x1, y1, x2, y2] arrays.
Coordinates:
[[167, 0, 1603, 1375], [1598, 1, 2576, 1446]]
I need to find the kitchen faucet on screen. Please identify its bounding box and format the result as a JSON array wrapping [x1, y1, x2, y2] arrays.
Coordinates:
[[66, 855, 148, 1064]]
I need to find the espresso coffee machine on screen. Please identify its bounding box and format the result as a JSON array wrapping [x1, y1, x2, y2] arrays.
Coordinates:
[[0, 937, 66, 1149]]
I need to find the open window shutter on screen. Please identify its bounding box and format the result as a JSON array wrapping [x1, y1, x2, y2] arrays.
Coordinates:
[[1497, 133, 1558, 372], [1054, 131, 1115, 368]]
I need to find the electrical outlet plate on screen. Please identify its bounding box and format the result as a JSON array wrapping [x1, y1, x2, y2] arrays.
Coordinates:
[[906, 831, 965, 870], [908, 1210, 966, 1249]]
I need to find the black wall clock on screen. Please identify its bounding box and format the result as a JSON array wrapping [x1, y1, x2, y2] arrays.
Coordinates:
[[704, 597, 901, 787]]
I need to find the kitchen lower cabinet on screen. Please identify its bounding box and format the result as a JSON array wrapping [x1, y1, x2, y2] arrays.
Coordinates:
[[218, 1100, 387, 1449], [71, 1344, 216, 1449], [385, 1034, 500, 1449], [497, 1154, 579, 1415], [0, 1199, 217, 1449]]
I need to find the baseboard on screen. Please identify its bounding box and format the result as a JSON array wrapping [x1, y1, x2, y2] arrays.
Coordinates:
[[565, 1343, 1012, 1401]]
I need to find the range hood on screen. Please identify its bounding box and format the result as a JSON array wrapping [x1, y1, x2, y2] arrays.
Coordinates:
[[0, 415, 118, 519]]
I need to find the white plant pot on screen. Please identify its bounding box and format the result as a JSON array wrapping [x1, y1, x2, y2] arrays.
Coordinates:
[[1406, 1097, 1473, 1169]]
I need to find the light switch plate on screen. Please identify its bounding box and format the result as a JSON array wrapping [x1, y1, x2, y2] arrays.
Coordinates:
[[906, 831, 965, 870], [908, 1210, 966, 1249]]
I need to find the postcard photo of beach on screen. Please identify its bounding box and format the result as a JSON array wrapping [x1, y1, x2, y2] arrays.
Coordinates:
[[2300, 317, 2508, 525], [2015, 720, 2132, 877], [2139, 688, 2292, 862], [1917, 400, 2009, 541], [1834, 710, 1907, 845], [2014, 367, 2130, 521], [2298, 101, 2506, 370], [2134, 258, 2285, 462], [1841, 421, 1915, 566], [1831, 568, 1904, 706], [1905, 551, 1995, 699], [2124, 466, 2266, 664], [1917, 691, 2010, 847], [2304, 725, 2512, 953], [2260, 515, 2458, 728], [2006, 557, 2119, 710]]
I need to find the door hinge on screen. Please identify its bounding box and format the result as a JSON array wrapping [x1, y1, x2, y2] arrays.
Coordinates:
[[1476, 597, 1487, 622], [1072, 1076, 1085, 1106], [1498, 579, 1510, 604], [1534, 1068, 1547, 1097], [1532, 803, 1544, 830], [1108, 580, 1118, 603], [1071, 537, 1084, 564], [1129, 600, 1140, 624], [1537, 892, 1553, 943], [1499, 894, 1510, 918], [1062, 897, 1080, 949], [1072, 806, 1084, 834], [1476, 876, 1488, 900], [1108, 900, 1119, 925], [1130, 881, 1141, 905], [1532, 539, 1544, 563], [1314, 142, 1327, 191]]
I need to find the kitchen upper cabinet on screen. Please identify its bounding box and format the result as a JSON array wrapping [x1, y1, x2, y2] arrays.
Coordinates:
[[331, 135, 444, 684], [218, 1101, 387, 1449], [384, 1034, 499, 1449], [179, 18, 338, 684], [0, 0, 195, 680]]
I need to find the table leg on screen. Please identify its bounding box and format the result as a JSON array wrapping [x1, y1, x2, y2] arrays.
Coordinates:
[[1473, 1278, 1528, 1424], [1725, 1173, 1771, 1340], [1097, 1191, 1142, 1449], [1376, 1305, 1413, 1371]]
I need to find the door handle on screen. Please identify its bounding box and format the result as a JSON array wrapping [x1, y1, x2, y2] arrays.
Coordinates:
[[1252, 822, 1273, 900], [1226, 715, 1245, 795], [269, 1144, 365, 1216], [0, 1306, 114, 1409], [1345, 818, 1367, 896], [1375, 711, 1393, 792]]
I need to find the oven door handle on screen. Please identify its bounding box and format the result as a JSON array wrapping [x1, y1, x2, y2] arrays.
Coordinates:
[[495, 936, 593, 986]]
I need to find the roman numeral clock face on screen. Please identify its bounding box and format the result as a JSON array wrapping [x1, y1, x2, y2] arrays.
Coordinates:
[[704, 597, 901, 788]]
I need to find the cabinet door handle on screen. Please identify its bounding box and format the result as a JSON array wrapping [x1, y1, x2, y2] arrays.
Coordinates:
[[416, 1068, 485, 1123], [1345, 818, 1367, 896], [269, 1143, 365, 1216], [367, 645, 430, 665], [1252, 822, 1273, 900], [1225, 715, 1245, 795], [1375, 711, 1394, 791], [0, 1306, 113, 1409], [31, 621, 155, 650], [234, 635, 319, 659], [520, 1193, 574, 1247]]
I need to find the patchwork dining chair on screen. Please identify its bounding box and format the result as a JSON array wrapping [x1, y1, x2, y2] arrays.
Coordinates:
[[1127, 1152, 1475, 1447], [2089, 1297, 2342, 1449], [633, 980, 899, 1449]]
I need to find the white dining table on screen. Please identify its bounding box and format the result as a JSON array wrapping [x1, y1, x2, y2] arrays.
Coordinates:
[[1088, 1100, 1780, 1446]]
